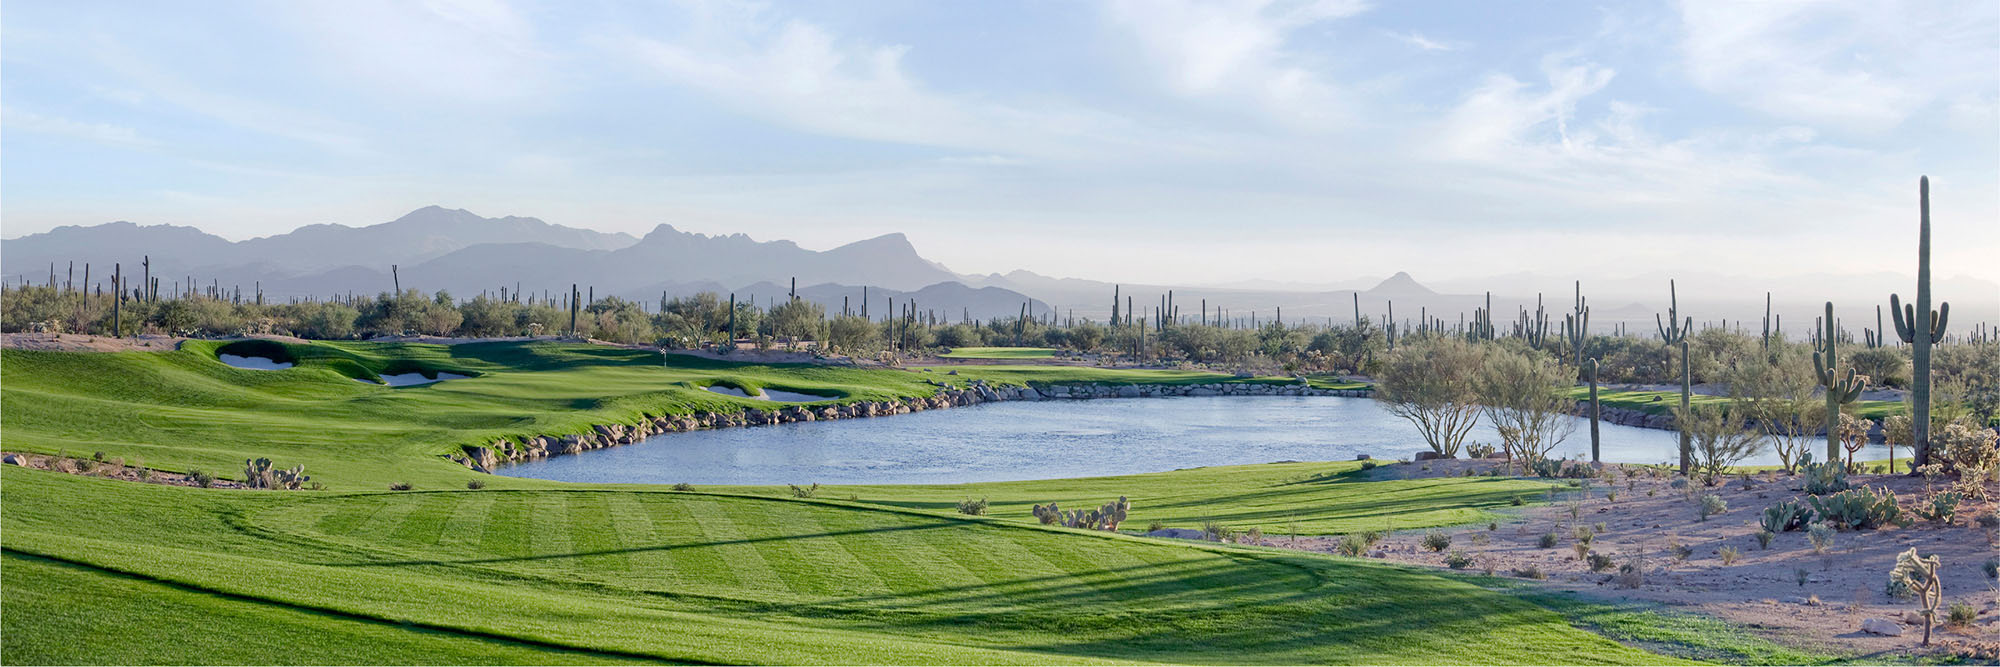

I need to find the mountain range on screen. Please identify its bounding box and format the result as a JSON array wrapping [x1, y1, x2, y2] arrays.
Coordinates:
[[5, 206, 1995, 330]]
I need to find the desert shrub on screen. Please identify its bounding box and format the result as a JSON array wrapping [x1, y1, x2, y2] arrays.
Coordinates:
[[1571, 525, 1594, 545], [956, 497, 989, 516], [1469, 532, 1490, 546], [388, 482, 413, 491], [1466, 442, 1497, 459], [1670, 540, 1693, 562], [1761, 500, 1815, 533], [1718, 545, 1741, 566], [1587, 552, 1614, 572], [1243, 527, 1264, 544], [1807, 523, 1835, 554], [789, 482, 819, 498], [1511, 566, 1546, 580], [1359, 460, 1377, 470], [1444, 550, 1474, 569], [1810, 486, 1901, 530], [1616, 557, 1645, 588], [1698, 494, 1728, 521], [1939, 422, 1999, 499], [187, 468, 215, 488], [1421, 531, 1451, 552], [1755, 530, 1775, 550], [671, 482, 695, 491], [1201, 520, 1235, 543], [1985, 558, 1999, 580], [1572, 542, 1592, 560], [1799, 452, 1849, 495], [1509, 495, 1524, 506], [1916, 489, 1961, 524], [1605, 489, 1618, 502], [465, 479, 486, 490], [242, 457, 309, 490], [1538, 532, 1559, 549], [1337, 534, 1368, 557], [1946, 601, 1977, 628], [1794, 567, 1810, 587], [1147, 520, 1166, 533], [1977, 512, 2000, 530]]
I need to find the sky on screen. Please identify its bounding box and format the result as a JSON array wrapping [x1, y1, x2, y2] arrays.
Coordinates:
[[3, 0, 1997, 287]]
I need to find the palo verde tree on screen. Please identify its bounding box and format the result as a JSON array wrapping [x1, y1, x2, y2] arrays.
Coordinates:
[[1376, 337, 1486, 459]]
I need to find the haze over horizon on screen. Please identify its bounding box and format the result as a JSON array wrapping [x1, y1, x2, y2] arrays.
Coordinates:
[[4, 0, 1997, 288]]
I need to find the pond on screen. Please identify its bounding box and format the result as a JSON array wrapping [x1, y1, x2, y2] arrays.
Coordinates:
[[495, 396, 1891, 485]]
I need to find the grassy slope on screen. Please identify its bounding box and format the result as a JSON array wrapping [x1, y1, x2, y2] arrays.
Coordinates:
[[937, 347, 1059, 359], [2, 470, 1674, 665], [1568, 387, 1904, 419], [0, 342, 1809, 664], [748, 461, 1556, 536]]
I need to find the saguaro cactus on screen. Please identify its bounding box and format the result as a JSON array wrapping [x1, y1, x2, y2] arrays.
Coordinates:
[[1657, 280, 1693, 475], [1563, 281, 1589, 365], [1814, 302, 1865, 463], [1891, 177, 1950, 467], [1585, 358, 1602, 463]]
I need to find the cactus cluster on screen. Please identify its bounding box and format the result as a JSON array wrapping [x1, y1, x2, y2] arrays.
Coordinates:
[[242, 457, 308, 490], [1030, 496, 1130, 531], [1813, 302, 1865, 463], [1513, 294, 1548, 347]]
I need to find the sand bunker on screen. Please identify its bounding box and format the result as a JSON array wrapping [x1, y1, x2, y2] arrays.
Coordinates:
[[703, 385, 831, 402], [218, 354, 294, 370], [372, 372, 471, 387]]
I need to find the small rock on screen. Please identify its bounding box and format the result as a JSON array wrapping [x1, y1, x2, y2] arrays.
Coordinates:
[[1860, 618, 1903, 636], [1355, 454, 1372, 461]]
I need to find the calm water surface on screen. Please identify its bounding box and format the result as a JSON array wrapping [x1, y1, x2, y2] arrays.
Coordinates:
[[496, 396, 1887, 485]]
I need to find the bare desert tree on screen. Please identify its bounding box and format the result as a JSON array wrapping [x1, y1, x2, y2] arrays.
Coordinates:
[[1476, 347, 1577, 469], [1675, 400, 1763, 486], [1730, 348, 1820, 473], [1377, 337, 1486, 458]]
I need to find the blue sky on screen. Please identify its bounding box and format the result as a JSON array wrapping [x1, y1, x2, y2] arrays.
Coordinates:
[[3, 0, 1996, 285]]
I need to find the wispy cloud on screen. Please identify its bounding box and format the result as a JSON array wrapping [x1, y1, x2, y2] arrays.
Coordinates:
[[1386, 30, 1461, 51], [2, 108, 155, 148]]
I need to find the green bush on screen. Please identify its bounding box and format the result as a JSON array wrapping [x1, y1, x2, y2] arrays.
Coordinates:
[[1444, 550, 1474, 569], [1537, 532, 1558, 549], [465, 479, 486, 490], [1421, 531, 1451, 552], [187, 468, 214, 488], [1586, 552, 1614, 572], [1810, 486, 1901, 530], [1698, 494, 1727, 521], [1755, 530, 1775, 550], [1336, 534, 1368, 557], [956, 497, 989, 516], [671, 482, 695, 491], [388, 482, 413, 491]]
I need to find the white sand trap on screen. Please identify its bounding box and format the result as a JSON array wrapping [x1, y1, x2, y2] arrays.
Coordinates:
[[218, 354, 293, 370], [704, 385, 831, 402], [376, 372, 471, 387]]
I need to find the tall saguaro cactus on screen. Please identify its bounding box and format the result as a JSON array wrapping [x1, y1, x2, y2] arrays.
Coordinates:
[[1563, 281, 1589, 365], [1892, 176, 1950, 467], [1814, 302, 1865, 462], [1585, 358, 1602, 463], [1657, 280, 1693, 475]]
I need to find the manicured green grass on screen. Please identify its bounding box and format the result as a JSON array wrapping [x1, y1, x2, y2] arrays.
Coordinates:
[[937, 347, 1059, 359], [913, 364, 1300, 387], [1569, 387, 1903, 419], [2, 469, 1678, 665], [0, 342, 1794, 664], [745, 461, 1556, 536], [0, 552, 653, 666]]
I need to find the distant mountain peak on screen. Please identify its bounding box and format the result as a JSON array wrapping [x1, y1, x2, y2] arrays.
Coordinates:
[[1367, 272, 1436, 296]]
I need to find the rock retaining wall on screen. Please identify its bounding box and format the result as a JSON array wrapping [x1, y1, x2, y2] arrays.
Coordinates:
[[452, 380, 1373, 471]]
